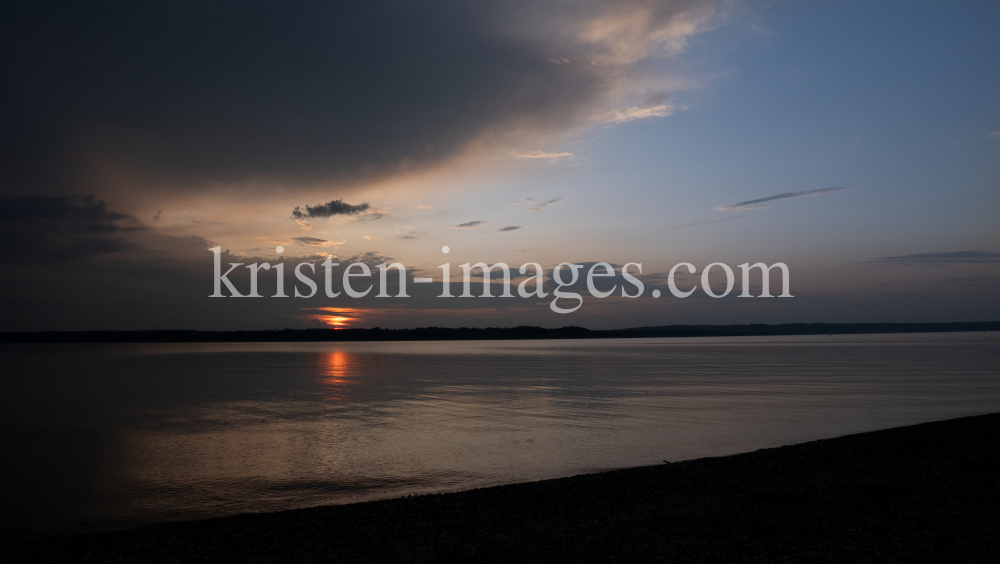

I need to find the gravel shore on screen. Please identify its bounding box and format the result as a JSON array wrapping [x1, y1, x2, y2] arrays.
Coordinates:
[[2, 413, 997, 563]]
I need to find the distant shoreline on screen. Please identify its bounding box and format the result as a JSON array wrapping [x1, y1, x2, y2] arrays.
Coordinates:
[[1, 321, 998, 343], [3, 412, 997, 562]]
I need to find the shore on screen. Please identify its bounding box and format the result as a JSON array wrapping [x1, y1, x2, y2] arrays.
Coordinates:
[[2, 321, 998, 343], [2, 414, 997, 563]]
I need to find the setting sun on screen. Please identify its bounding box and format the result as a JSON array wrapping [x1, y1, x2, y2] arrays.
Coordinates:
[[301, 307, 363, 327]]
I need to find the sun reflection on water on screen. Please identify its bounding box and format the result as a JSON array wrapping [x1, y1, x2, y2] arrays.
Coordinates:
[[320, 350, 355, 400]]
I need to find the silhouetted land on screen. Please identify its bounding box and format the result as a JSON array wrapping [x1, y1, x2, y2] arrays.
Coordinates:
[[1, 413, 997, 563], [1, 321, 998, 343]]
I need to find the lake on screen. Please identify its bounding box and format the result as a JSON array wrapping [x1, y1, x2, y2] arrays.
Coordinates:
[[2, 332, 998, 541]]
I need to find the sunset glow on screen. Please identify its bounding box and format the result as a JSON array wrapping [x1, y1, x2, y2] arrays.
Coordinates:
[[301, 307, 364, 328]]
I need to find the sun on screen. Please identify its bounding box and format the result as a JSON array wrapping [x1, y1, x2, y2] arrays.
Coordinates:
[[301, 307, 361, 328]]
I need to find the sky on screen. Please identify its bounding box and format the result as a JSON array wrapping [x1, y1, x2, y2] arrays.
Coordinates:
[[1, 0, 998, 331]]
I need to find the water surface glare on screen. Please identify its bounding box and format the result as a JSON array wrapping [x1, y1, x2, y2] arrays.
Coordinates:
[[2, 332, 999, 540]]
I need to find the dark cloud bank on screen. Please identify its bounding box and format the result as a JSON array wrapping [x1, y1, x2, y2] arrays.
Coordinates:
[[1, 0, 625, 196], [0, 194, 142, 263]]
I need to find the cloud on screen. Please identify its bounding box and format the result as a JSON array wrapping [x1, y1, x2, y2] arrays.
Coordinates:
[[453, 220, 486, 229], [339, 252, 396, 267], [292, 236, 335, 247], [355, 210, 388, 222], [509, 150, 573, 160], [498, 196, 562, 211], [554, 2, 724, 65], [153, 210, 162, 221], [989, 130, 1000, 138], [660, 215, 743, 231], [417, 205, 433, 210], [590, 99, 675, 124], [865, 251, 1000, 265], [715, 187, 849, 211], [498, 225, 522, 231], [0, 194, 143, 263], [0, 194, 134, 229], [291, 200, 370, 219], [525, 198, 562, 212], [0, 0, 728, 198]]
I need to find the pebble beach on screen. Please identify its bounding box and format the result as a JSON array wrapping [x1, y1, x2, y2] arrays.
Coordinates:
[[2, 413, 997, 563]]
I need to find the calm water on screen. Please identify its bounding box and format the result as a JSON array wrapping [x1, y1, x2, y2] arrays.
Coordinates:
[[2, 332, 999, 540]]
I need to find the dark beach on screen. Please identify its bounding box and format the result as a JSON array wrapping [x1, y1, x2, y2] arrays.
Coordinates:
[[2, 413, 996, 563]]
